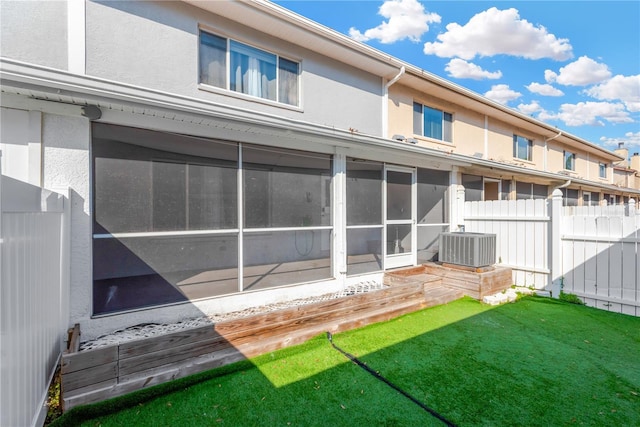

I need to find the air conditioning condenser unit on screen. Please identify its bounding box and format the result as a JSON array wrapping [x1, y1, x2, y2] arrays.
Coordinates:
[[439, 232, 496, 268]]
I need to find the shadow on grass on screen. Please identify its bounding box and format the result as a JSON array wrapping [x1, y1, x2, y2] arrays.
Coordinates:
[[52, 297, 640, 426]]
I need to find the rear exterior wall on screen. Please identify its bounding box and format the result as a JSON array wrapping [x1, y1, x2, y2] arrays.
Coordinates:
[[85, 1, 383, 137], [0, 1, 68, 70]]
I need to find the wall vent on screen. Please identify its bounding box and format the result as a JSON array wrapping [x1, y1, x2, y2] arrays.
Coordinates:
[[439, 232, 496, 268]]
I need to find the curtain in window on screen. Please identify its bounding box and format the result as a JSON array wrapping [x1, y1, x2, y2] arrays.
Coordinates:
[[424, 106, 443, 140], [564, 152, 575, 170], [279, 58, 299, 106], [199, 32, 226, 88], [230, 41, 276, 101]]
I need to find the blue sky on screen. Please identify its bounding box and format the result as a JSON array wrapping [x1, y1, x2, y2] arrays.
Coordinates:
[[275, 0, 640, 155]]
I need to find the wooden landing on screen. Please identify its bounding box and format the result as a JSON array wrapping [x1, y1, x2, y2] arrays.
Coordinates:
[[61, 280, 428, 410]]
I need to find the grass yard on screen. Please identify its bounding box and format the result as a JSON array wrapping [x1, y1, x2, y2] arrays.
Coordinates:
[[53, 296, 640, 426]]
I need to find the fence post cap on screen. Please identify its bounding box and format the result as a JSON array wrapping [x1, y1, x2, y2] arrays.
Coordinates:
[[551, 189, 563, 198]]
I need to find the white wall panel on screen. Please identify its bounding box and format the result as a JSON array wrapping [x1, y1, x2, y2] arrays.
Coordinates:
[[1, 185, 67, 426]]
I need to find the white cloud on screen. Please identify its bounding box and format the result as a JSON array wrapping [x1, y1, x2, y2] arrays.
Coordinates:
[[600, 132, 640, 154], [445, 59, 502, 80], [517, 100, 544, 115], [423, 7, 572, 60], [349, 0, 441, 44], [556, 102, 632, 126], [544, 56, 611, 86], [586, 74, 640, 112], [526, 82, 564, 96], [544, 70, 558, 83], [484, 84, 522, 105], [537, 110, 558, 123]]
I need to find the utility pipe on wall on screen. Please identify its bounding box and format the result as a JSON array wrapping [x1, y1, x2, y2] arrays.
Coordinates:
[[483, 115, 488, 160], [544, 131, 562, 172], [553, 179, 572, 190], [382, 66, 405, 139], [552, 179, 571, 202]]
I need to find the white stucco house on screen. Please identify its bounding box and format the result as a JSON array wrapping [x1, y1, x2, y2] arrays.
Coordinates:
[[3, 0, 639, 341], [3, 1, 640, 424]]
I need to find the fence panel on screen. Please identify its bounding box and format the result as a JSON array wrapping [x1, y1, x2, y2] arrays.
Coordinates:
[[561, 210, 639, 316], [1, 174, 67, 427], [464, 199, 550, 288], [564, 205, 627, 216], [465, 198, 639, 316]]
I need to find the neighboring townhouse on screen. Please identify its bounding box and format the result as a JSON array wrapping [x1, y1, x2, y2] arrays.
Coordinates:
[[387, 69, 639, 206], [1, 0, 639, 342]]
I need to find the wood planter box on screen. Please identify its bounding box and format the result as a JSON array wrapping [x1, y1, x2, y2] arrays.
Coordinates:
[[61, 281, 428, 410]]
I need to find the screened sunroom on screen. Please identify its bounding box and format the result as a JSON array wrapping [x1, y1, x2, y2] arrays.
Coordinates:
[[92, 123, 451, 316]]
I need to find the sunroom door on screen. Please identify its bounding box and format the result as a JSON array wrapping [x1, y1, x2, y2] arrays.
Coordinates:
[[384, 167, 416, 269]]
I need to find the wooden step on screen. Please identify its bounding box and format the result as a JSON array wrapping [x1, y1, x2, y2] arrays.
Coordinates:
[[423, 286, 465, 308]]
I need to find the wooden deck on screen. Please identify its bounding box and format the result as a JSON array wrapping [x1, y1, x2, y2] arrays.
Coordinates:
[[61, 278, 429, 409], [61, 262, 510, 410]]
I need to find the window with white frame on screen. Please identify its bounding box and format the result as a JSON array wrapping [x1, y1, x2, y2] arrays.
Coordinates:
[[513, 135, 533, 161], [199, 30, 299, 106], [564, 150, 576, 171], [413, 102, 452, 142], [599, 162, 607, 178]]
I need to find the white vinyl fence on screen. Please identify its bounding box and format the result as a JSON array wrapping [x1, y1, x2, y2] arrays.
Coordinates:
[[561, 206, 639, 315], [1, 171, 69, 427], [463, 198, 550, 288], [464, 190, 640, 316]]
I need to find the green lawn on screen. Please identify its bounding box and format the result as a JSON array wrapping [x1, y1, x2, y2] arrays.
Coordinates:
[[54, 297, 640, 426]]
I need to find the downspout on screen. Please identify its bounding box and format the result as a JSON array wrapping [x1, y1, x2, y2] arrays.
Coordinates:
[[544, 131, 562, 172], [382, 66, 405, 139], [553, 179, 572, 190], [552, 179, 572, 201], [483, 115, 488, 159]]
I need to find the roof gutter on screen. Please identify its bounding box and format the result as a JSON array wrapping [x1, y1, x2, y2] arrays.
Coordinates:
[[382, 66, 405, 139]]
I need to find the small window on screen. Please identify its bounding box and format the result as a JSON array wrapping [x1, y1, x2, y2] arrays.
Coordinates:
[[513, 135, 533, 161], [564, 151, 576, 171], [199, 30, 300, 106], [413, 102, 452, 142], [599, 162, 607, 178]]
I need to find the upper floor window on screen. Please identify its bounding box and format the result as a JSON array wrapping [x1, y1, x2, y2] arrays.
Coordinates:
[[199, 30, 299, 106], [513, 135, 533, 161], [599, 162, 607, 178], [564, 150, 576, 171], [413, 102, 452, 142]]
